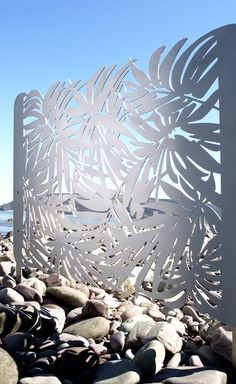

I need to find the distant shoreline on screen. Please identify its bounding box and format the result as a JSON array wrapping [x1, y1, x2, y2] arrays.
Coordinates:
[[0, 201, 13, 211], [0, 209, 13, 236]]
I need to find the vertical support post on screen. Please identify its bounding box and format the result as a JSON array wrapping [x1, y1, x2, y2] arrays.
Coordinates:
[[16, 265, 23, 284], [218, 25, 236, 326], [13, 93, 26, 283], [217, 25, 236, 367], [233, 328, 236, 371]]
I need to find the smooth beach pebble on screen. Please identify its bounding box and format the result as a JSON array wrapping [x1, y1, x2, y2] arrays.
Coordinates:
[[125, 348, 135, 360], [0, 287, 25, 304], [0, 260, 13, 275], [119, 314, 155, 333], [41, 304, 66, 333], [57, 346, 99, 383], [39, 273, 71, 288], [122, 315, 156, 349], [110, 331, 126, 352], [15, 283, 43, 303], [93, 359, 142, 384], [167, 316, 187, 336], [46, 286, 88, 307], [0, 347, 19, 384], [66, 307, 83, 323], [24, 277, 47, 296], [188, 354, 204, 367], [142, 321, 183, 354], [2, 274, 16, 288], [53, 332, 90, 348], [133, 340, 166, 376], [166, 352, 182, 368], [141, 367, 227, 384], [2, 332, 39, 353], [121, 305, 145, 321], [63, 316, 110, 339], [74, 282, 90, 296], [182, 305, 205, 324], [82, 299, 110, 319], [211, 325, 232, 361], [198, 345, 229, 368], [19, 375, 62, 384], [148, 308, 166, 321]]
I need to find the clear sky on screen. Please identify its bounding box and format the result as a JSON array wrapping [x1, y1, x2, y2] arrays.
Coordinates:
[[1, 0, 236, 205]]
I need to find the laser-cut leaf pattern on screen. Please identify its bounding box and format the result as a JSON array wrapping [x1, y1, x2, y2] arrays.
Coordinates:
[[15, 27, 225, 320]]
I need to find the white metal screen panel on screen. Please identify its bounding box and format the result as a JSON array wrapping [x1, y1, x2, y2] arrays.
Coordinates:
[[14, 25, 236, 325]]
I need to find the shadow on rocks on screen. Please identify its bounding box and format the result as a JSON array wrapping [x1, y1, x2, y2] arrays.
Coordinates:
[[55, 346, 101, 383]]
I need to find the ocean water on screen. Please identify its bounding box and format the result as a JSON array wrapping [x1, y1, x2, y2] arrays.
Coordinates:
[[0, 210, 13, 236]]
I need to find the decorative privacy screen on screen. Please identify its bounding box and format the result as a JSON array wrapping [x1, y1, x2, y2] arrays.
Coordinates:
[[14, 25, 236, 325]]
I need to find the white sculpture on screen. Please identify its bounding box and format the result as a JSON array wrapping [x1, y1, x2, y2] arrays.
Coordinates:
[[14, 25, 236, 325]]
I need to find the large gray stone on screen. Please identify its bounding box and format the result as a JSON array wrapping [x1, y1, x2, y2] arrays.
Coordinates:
[[0, 287, 25, 304], [211, 325, 232, 361], [46, 286, 88, 307], [2, 332, 38, 353], [24, 277, 47, 297], [167, 316, 186, 336], [102, 294, 120, 309], [120, 314, 155, 348], [110, 331, 126, 352], [148, 308, 166, 322], [142, 321, 183, 354], [41, 304, 66, 333], [15, 283, 43, 303], [2, 275, 16, 289], [188, 355, 204, 367], [53, 332, 89, 348], [198, 345, 230, 368], [142, 367, 227, 384], [93, 359, 142, 384], [0, 347, 18, 384], [82, 299, 110, 319], [166, 352, 182, 368], [182, 305, 205, 324], [66, 307, 83, 323], [63, 316, 110, 339], [121, 305, 145, 321], [199, 319, 221, 343], [0, 260, 13, 276], [39, 272, 71, 287], [133, 340, 165, 376], [119, 315, 154, 333], [57, 346, 99, 382], [19, 375, 62, 384], [132, 295, 155, 308]]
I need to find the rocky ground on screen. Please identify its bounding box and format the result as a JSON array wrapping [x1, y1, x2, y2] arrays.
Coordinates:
[[0, 232, 235, 384]]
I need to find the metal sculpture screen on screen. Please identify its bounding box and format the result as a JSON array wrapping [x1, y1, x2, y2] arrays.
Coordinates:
[[14, 25, 236, 325]]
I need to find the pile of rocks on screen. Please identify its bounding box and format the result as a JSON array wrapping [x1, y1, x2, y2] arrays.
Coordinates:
[[0, 232, 234, 384]]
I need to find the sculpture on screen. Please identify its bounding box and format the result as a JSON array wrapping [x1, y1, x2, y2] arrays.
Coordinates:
[[14, 25, 236, 325]]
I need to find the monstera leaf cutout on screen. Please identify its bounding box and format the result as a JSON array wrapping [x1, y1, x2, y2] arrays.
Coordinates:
[[15, 26, 229, 323]]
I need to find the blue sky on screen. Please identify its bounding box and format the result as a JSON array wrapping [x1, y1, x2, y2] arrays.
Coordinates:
[[1, 0, 236, 205]]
